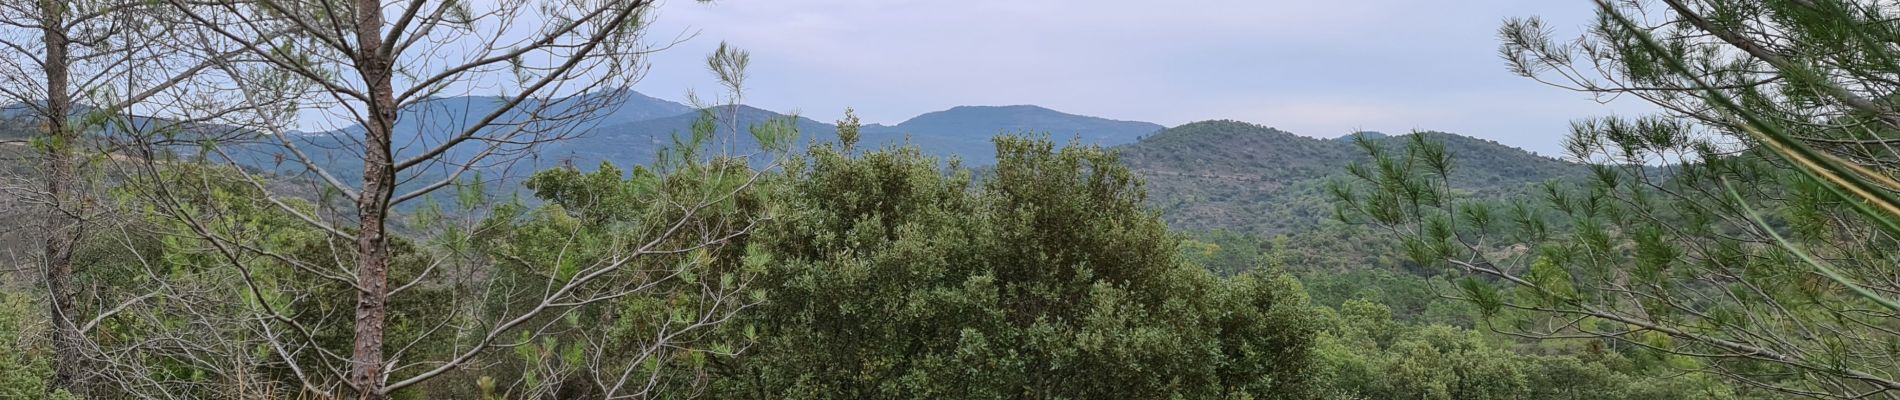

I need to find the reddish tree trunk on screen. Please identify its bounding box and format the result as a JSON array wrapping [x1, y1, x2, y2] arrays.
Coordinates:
[[348, 0, 396, 398]]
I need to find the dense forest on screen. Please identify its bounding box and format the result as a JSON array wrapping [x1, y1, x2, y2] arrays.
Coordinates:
[[5, 0, 1900, 399]]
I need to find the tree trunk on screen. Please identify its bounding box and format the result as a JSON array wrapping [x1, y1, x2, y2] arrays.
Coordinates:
[[39, 1, 89, 397], [347, 0, 396, 398], [349, 143, 394, 400]]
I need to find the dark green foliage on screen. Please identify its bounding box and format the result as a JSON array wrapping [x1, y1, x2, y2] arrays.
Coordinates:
[[713, 135, 1319, 399]]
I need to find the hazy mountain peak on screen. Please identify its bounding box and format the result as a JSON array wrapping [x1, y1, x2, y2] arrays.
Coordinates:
[[1337, 131, 1389, 140], [939, 104, 1053, 113], [1142, 120, 1303, 143], [887, 104, 1163, 144]]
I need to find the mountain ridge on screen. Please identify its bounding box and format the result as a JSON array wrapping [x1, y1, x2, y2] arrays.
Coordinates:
[[0, 91, 1580, 233]]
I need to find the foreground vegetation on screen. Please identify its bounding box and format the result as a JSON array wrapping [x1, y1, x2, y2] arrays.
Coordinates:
[[0, 128, 1773, 398]]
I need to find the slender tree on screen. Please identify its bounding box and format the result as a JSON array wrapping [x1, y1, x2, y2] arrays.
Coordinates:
[[0, 1, 235, 395], [118, 1, 786, 398]]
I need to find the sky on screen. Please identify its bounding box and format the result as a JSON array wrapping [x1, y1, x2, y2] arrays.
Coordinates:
[[625, 0, 1660, 156]]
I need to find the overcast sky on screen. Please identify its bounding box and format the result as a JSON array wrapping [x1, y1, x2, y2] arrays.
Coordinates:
[[628, 0, 1656, 155]]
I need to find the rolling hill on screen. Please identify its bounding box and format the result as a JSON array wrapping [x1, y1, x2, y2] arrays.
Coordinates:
[[1118, 120, 1585, 236], [861, 105, 1164, 163]]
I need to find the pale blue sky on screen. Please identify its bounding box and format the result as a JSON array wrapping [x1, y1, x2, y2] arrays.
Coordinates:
[[630, 0, 1656, 155]]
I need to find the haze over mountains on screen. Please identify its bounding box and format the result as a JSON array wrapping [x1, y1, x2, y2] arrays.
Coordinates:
[[537, 94, 1167, 166], [1, 89, 1581, 233], [183, 90, 1168, 178]]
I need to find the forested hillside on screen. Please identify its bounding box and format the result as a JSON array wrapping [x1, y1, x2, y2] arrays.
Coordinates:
[[1122, 120, 1583, 235]]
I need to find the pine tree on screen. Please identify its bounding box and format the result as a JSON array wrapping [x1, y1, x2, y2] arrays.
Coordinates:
[[1337, 1, 1900, 397]]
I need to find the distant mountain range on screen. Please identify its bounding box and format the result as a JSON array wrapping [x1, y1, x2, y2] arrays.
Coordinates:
[[2, 90, 1585, 238], [541, 98, 1165, 167], [862, 105, 1165, 163], [251, 91, 1168, 177]]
